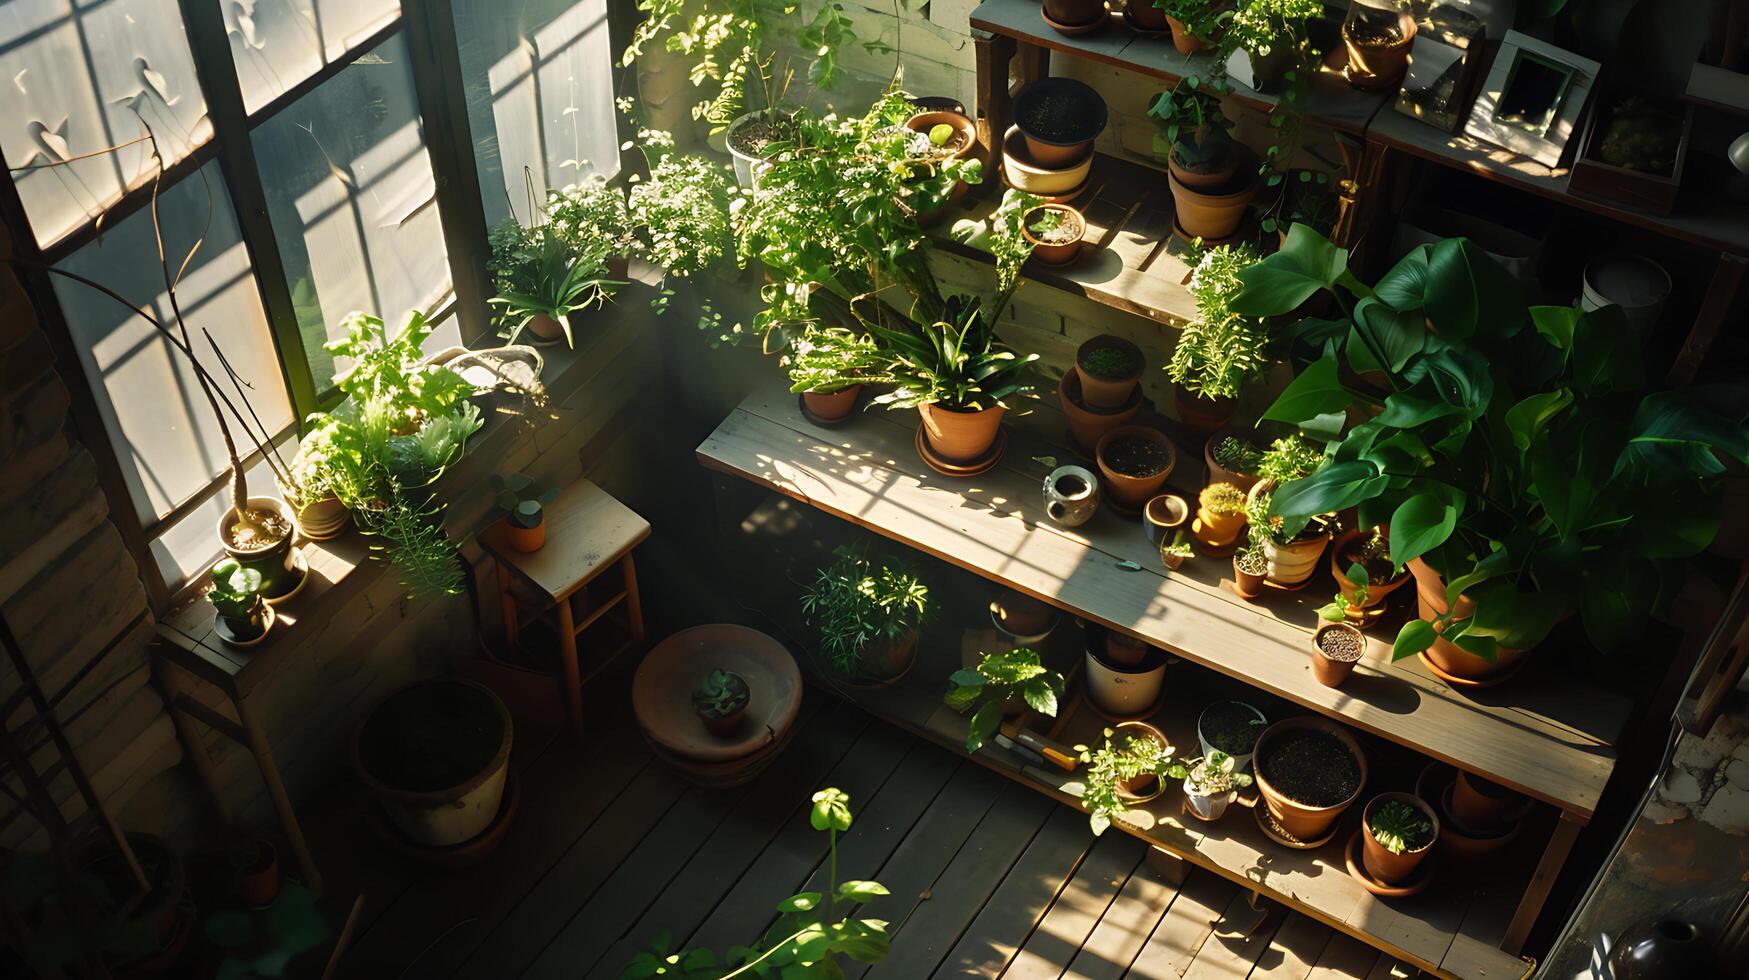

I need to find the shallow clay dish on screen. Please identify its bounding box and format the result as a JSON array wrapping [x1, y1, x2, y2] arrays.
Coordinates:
[[632, 624, 802, 763]]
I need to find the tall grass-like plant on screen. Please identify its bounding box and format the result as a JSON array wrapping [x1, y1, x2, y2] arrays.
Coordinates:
[[1167, 244, 1266, 401], [488, 233, 617, 347], [800, 548, 930, 676]]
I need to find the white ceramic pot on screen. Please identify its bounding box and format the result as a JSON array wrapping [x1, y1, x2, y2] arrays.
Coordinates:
[[726, 110, 781, 189], [1044, 465, 1100, 527], [1002, 125, 1093, 194], [1582, 252, 1671, 337], [1085, 644, 1165, 717], [353, 680, 513, 848], [1183, 780, 1235, 821], [1196, 700, 1267, 772]]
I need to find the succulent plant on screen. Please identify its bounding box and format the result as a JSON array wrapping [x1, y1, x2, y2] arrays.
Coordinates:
[[494, 473, 560, 530]]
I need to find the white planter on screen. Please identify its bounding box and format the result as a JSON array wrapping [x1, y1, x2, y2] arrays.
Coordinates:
[[1183, 780, 1236, 821], [1085, 645, 1165, 717], [726, 110, 781, 189], [1196, 701, 1267, 772], [1582, 252, 1671, 337]]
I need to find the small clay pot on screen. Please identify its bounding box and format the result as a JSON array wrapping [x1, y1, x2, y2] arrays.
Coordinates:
[[1166, 15, 1207, 54], [1361, 792, 1438, 885], [1042, 0, 1111, 34], [524, 313, 566, 345], [1075, 335, 1144, 410], [1331, 528, 1408, 608], [1167, 150, 1239, 193], [1104, 632, 1150, 668], [1176, 390, 1237, 436], [803, 385, 863, 423], [1096, 426, 1177, 510], [506, 515, 545, 553], [1124, 0, 1169, 32], [918, 402, 1006, 463], [1450, 770, 1527, 830], [237, 840, 279, 909], [1233, 554, 1267, 598], [1112, 720, 1171, 799], [1022, 204, 1086, 265], [1252, 717, 1367, 841], [1169, 167, 1260, 240], [1343, 13, 1416, 93], [1311, 622, 1364, 688], [1203, 432, 1260, 494], [1059, 371, 1142, 452]]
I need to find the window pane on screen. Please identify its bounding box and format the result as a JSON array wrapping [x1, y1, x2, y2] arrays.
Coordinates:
[[452, 0, 620, 230], [251, 33, 455, 392], [52, 162, 294, 530], [226, 0, 401, 114], [1, 0, 212, 247]]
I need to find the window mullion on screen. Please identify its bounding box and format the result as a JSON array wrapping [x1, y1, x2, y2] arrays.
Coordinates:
[[176, 0, 322, 425]]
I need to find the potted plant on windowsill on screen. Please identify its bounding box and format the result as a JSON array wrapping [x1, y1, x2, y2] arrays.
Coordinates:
[[546, 174, 639, 279], [1169, 749, 1252, 821], [494, 473, 560, 553], [282, 428, 350, 541], [488, 231, 618, 348], [692, 669, 751, 736], [1361, 793, 1438, 885], [785, 326, 884, 423], [945, 647, 1066, 753], [801, 547, 930, 685], [1233, 224, 1749, 683], [1075, 722, 1177, 834], [1168, 243, 1265, 433], [210, 559, 272, 647]]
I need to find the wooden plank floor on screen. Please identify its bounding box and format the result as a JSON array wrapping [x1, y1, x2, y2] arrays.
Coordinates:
[[313, 696, 1417, 980]]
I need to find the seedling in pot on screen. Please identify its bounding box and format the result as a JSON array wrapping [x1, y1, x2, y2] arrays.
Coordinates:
[[495, 473, 560, 530], [210, 559, 269, 643], [1161, 534, 1196, 570], [1169, 749, 1253, 820], [1318, 563, 1370, 623], [1369, 800, 1433, 855], [692, 670, 751, 736], [1360, 793, 1439, 886], [944, 648, 1066, 754]]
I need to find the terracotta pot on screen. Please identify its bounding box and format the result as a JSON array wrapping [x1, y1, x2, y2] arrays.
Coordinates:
[[700, 706, 747, 737], [1059, 371, 1142, 452], [238, 840, 279, 908], [1203, 432, 1261, 494], [1096, 425, 1177, 510], [905, 110, 978, 198], [1022, 204, 1085, 265], [1343, 14, 1416, 93], [994, 589, 1057, 637], [1361, 792, 1438, 885], [1002, 125, 1094, 195], [1407, 558, 1531, 681], [1450, 770, 1527, 830], [1124, 0, 1169, 31], [1331, 529, 1408, 608], [1104, 632, 1149, 668], [506, 515, 545, 553], [918, 402, 1006, 463], [353, 679, 513, 848], [525, 312, 566, 344], [1142, 494, 1190, 550], [1075, 335, 1144, 410], [1112, 720, 1171, 799], [1169, 168, 1260, 240], [1042, 0, 1110, 33], [1253, 717, 1367, 841], [1310, 622, 1364, 688], [859, 628, 919, 683], [1014, 77, 1108, 167], [803, 385, 863, 422], [1176, 390, 1237, 435], [1166, 15, 1207, 54], [1167, 151, 1239, 192], [217, 495, 300, 601], [1233, 554, 1267, 596]]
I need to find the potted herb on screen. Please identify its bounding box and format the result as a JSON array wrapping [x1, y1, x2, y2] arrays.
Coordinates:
[[282, 427, 350, 540], [1222, 0, 1321, 94], [1021, 202, 1086, 266], [210, 559, 272, 647], [1168, 749, 1253, 821], [1076, 722, 1177, 835], [1361, 793, 1438, 884], [1156, 0, 1224, 54], [494, 473, 560, 553], [692, 669, 751, 736], [1310, 620, 1365, 687], [1205, 433, 1262, 492], [1330, 529, 1408, 611], [1234, 225, 1749, 682], [351, 678, 512, 848], [1075, 335, 1145, 410], [1196, 700, 1267, 770], [1317, 564, 1370, 625], [546, 174, 638, 278], [866, 309, 1037, 468], [1149, 79, 1237, 189], [1193, 483, 1248, 551], [1169, 244, 1266, 433], [1341, 1, 1416, 93], [1246, 486, 1332, 587], [488, 231, 616, 348], [1096, 426, 1178, 510], [1233, 545, 1268, 598], [945, 648, 1067, 753], [1161, 534, 1197, 571], [800, 548, 930, 683], [1012, 77, 1107, 167], [1253, 717, 1367, 841], [903, 109, 978, 205], [786, 326, 884, 423], [1254, 433, 1324, 485], [1086, 628, 1167, 717]]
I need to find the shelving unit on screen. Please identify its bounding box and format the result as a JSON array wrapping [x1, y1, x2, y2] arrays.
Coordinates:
[[696, 376, 1634, 980]]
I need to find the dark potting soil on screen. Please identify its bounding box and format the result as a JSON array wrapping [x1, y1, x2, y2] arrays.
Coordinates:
[[1055, 474, 1089, 497], [1259, 730, 1361, 808], [1317, 627, 1364, 662], [359, 683, 504, 793], [1019, 94, 1100, 144], [729, 117, 798, 157], [1201, 702, 1264, 756], [1346, 10, 1406, 46], [1104, 435, 1173, 478]]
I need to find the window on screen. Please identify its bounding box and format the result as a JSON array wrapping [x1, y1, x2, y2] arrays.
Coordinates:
[[1, 0, 625, 606]]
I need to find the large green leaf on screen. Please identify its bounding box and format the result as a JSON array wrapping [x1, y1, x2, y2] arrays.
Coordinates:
[[1230, 224, 1357, 316], [1423, 238, 1524, 342], [1261, 355, 1351, 427], [1464, 578, 1565, 651], [1271, 461, 1388, 517], [1578, 557, 1658, 650], [1372, 244, 1434, 312], [1023, 677, 1060, 716], [966, 700, 1004, 754], [1504, 390, 1572, 452], [1617, 391, 1749, 480], [1529, 305, 1578, 351], [1388, 491, 1458, 565], [1378, 389, 1465, 429], [1352, 297, 1427, 373], [1391, 619, 1437, 660], [1570, 304, 1642, 395]]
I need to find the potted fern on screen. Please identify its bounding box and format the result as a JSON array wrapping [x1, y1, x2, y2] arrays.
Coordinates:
[[800, 548, 930, 684], [1168, 244, 1266, 433]]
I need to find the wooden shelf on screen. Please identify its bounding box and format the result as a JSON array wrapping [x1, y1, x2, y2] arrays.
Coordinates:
[[969, 0, 1391, 137], [696, 378, 1629, 822], [827, 621, 1539, 980], [934, 152, 1200, 326]]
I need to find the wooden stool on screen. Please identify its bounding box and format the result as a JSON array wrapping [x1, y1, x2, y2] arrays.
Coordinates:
[[479, 479, 650, 734]]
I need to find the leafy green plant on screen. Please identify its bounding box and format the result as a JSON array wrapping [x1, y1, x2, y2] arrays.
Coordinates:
[[1166, 749, 1253, 796], [944, 648, 1066, 754], [1162, 536, 1197, 562], [1260, 168, 1337, 238], [1231, 224, 1749, 661], [785, 326, 887, 396], [1168, 243, 1267, 401], [1147, 78, 1234, 171], [547, 173, 638, 260], [1153, 0, 1229, 43], [626, 131, 736, 281], [488, 232, 616, 347], [1077, 727, 1178, 835], [864, 305, 1037, 413], [1225, 0, 1322, 59], [692, 670, 751, 720], [1235, 544, 1268, 576], [1246, 488, 1327, 547], [1318, 562, 1369, 622], [208, 559, 263, 621], [1255, 434, 1325, 484], [494, 473, 559, 530], [800, 548, 930, 676], [1368, 800, 1433, 855], [622, 788, 890, 978], [1211, 436, 1262, 475]]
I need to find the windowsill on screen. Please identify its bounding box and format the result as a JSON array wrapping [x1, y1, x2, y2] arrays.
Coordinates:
[[153, 284, 658, 692]]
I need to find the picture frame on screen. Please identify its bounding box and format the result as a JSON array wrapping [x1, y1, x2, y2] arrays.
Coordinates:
[[1463, 30, 1602, 168]]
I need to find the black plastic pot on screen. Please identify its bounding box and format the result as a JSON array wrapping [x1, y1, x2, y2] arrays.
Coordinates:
[[1013, 77, 1109, 168]]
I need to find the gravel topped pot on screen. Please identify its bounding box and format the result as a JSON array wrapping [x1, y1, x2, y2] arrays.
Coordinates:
[[1311, 622, 1365, 687], [1253, 716, 1367, 841], [1023, 203, 1086, 265]]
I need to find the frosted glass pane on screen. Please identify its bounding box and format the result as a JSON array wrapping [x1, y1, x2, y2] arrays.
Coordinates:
[[0, 0, 212, 247], [225, 0, 402, 113], [251, 33, 455, 392], [452, 0, 619, 229], [53, 163, 294, 529]]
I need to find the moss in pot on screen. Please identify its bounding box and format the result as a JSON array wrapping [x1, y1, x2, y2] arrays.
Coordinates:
[[1075, 335, 1145, 410]]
